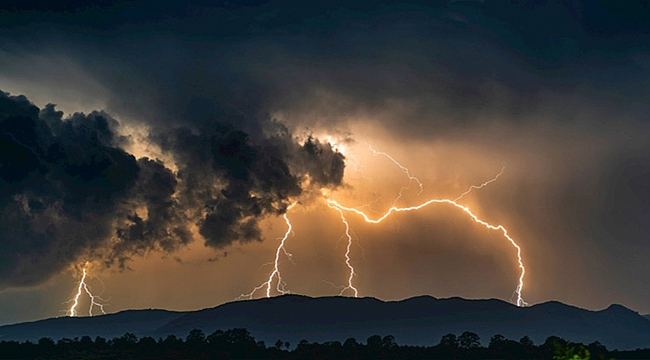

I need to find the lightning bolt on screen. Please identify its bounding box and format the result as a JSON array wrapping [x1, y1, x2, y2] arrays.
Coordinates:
[[328, 204, 359, 297], [324, 146, 423, 298], [328, 146, 522, 305], [370, 146, 424, 204], [454, 166, 505, 202], [326, 197, 527, 307], [67, 262, 107, 317], [237, 203, 296, 300]]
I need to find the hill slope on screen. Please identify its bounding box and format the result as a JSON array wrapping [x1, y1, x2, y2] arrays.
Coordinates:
[[2, 295, 650, 350], [0, 309, 182, 342]]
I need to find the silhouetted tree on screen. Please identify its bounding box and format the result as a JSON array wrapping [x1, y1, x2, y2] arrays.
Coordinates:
[[114, 332, 138, 346], [32, 338, 55, 359], [543, 336, 568, 354], [382, 335, 397, 350], [459, 331, 481, 349], [138, 336, 158, 358], [295, 339, 316, 359], [94, 336, 108, 348], [520, 335, 534, 347], [207, 330, 225, 345], [112, 332, 138, 358], [553, 340, 590, 360], [208, 328, 262, 358], [185, 328, 207, 357], [159, 334, 184, 359], [587, 341, 610, 360], [224, 328, 255, 346], [161, 334, 183, 347], [37, 337, 55, 352], [343, 337, 359, 349], [489, 334, 506, 348], [488, 333, 507, 357], [438, 333, 459, 348], [366, 335, 384, 358], [437, 333, 459, 359], [367, 334, 383, 348], [79, 335, 93, 347], [186, 329, 206, 345], [342, 337, 360, 359]]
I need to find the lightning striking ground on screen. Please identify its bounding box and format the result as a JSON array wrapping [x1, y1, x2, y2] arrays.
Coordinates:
[[67, 262, 107, 317], [328, 204, 359, 297], [325, 147, 424, 298], [326, 197, 527, 307], [237, 204, 296, 300], [326, 146, 524, 305]]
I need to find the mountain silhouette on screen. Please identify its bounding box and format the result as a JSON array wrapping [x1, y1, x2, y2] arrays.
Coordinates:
[[1, 295, 649, 350]]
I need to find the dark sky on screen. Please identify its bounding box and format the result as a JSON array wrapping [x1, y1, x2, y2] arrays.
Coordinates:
[[0, 0, 649, 325]]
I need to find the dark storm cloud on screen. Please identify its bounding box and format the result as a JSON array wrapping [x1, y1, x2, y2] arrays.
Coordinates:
[[38, 105, 193, 269], [0, 88, 344, 287], [3, 1, 648, 133], [155, 120, 343, 248], [0, 91, 140, 287], [109, 157, 192, 267]]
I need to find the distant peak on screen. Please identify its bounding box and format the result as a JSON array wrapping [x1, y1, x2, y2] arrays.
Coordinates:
[[390, 295, 437, 303], [406, 294, 438, 300], [531, 300, 580, 310], [602, 304, 635, 313]]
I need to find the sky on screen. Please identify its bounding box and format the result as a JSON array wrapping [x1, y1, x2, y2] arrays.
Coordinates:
[[0, 0, 649, 326]]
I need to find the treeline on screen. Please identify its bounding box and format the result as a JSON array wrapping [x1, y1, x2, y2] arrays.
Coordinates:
[[0, 328, 648, 359]]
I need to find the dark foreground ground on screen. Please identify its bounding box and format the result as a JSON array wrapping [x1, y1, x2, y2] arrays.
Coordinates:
[[1, 328, 649, 360]]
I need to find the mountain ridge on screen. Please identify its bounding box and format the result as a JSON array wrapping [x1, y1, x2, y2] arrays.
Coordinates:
[[1, 295, 650, 350]]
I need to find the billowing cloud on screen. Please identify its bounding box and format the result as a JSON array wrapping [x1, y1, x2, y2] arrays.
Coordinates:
[[0, 91, 141, 287], [0, 89, 344, 288], [155, 120, 344, 248]]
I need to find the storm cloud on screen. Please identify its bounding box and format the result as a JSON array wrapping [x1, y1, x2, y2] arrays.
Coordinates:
[[0, 0, 352, 289], [0, 91, 141, 287], [0, 88, 344, 288]]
